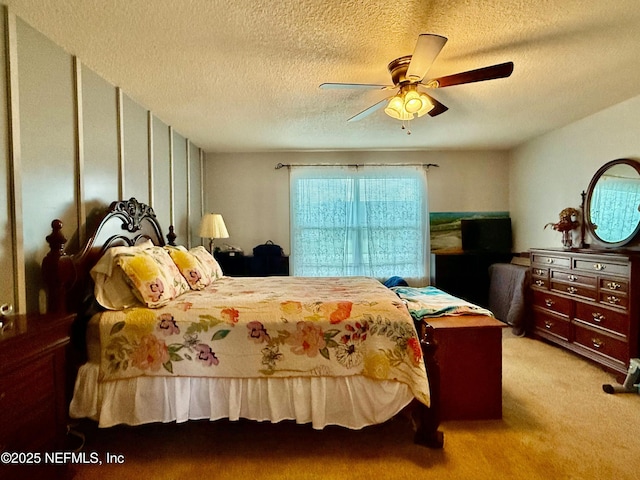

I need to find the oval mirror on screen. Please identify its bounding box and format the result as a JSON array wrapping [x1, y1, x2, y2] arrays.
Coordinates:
[[584, 158, 640, 248]]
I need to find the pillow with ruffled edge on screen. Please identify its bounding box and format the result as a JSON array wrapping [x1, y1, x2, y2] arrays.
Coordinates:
[[189, 246, 224, 281], [164, 245, 210, 290], [90, 240, 154, 310], [116, 247, 190, 308]]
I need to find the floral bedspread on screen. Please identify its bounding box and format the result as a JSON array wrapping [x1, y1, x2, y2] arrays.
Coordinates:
[[98, 276, 430, 406], [391, 285, 494, 321]]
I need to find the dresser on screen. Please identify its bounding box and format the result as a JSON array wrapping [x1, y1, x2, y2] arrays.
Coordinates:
[[529, 248, 639, 377], [0, 312, 75, 477]]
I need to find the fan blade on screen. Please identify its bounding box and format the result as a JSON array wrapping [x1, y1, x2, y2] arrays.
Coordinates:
[[320, 82, 392, 90], [347, 97, 391, 122], [423, 93, 448, 117], [427, 61, 514, 88], [406, 34, 448, 82]]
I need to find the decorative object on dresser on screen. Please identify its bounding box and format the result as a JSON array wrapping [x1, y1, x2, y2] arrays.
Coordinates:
[[0, 312, 76, 478], [544, 207, 581, 249]]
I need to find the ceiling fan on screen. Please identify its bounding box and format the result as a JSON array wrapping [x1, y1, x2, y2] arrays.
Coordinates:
[[320, 34, 514, 129]]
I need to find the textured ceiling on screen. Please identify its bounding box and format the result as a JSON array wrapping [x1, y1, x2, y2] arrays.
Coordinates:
[[5, 0, 640, 153]]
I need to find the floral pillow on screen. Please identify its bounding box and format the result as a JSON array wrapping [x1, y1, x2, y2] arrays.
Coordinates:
[[189, 246, 224, 282], [91, 240, 155, 310], [164, 245, 210, 290], [116, 247, 190, 307]]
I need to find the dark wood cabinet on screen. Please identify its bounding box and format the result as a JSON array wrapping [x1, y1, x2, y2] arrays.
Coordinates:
[[430, 251, 513, 307], [215, 251, 289, 276], [0, 312, 75, 477], [529, 248, 639, 378]]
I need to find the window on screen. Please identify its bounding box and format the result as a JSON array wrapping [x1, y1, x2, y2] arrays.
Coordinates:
[[290, 166, 429, 284]]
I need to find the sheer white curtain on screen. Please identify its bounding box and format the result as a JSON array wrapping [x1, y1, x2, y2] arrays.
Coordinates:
[[290, 166, 430, 285]]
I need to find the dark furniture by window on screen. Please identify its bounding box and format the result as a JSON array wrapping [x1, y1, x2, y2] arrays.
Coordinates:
[[431, 251, 513, 308], [215, 251, 289, 276]]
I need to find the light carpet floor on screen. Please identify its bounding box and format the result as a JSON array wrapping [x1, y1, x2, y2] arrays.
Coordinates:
[[60, 330, 640, 480]]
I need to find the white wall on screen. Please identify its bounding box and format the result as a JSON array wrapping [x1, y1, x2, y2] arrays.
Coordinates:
[[204, 150, 510, 254], [510, 94, 640, 252]]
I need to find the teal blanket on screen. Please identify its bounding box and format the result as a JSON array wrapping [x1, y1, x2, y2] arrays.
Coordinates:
[[391, 286, 494, 321]]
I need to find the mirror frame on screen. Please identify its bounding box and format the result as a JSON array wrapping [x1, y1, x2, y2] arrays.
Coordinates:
[[584, 158, 640, 248]]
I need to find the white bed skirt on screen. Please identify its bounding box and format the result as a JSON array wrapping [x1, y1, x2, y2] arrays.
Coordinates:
[[69, 363, 415, 430]]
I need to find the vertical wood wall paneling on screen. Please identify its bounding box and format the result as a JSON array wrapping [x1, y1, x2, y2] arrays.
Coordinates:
[[116, 87, 124, 199], [147, 111, 154, 209], [185, 140, 191, 247], [17, 18, 77, 313], [171, 131, 188, 246], [80, 64, 118, 235], [122, 94, 150, 203], [3, 8, 24, 312], [73, 56, 85, 245], [199, 148, 204, 246], [151, 116, 171, 234], [169, 125, 175, 227]]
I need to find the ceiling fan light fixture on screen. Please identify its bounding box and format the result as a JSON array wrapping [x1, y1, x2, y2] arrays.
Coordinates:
[[384, 94, 412, 120], [416, 93, 434, 117], [384, 87, 434, 121], [404, 90, 423, 113]]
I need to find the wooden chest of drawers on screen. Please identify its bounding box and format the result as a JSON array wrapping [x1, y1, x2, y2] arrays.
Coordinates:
[[0, 313, 75, 478], [529, 248, 639, 377]]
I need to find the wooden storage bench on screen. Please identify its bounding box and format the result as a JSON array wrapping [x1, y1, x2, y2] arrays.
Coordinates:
[[428, 315, 505, 420]]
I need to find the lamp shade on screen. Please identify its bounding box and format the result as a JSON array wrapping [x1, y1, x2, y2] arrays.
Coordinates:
[[199, 213, 229, 239]]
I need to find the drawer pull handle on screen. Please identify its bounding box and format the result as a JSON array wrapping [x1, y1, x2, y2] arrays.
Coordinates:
[[544, 299, 555, 307], [567, 286, 577, 294], [592, 312, 605, 323], [593, 263, 605, 271], [591, 338, 604, 349], [534, 269, 545, 276], [568, 274, 577, 281], [544, 320, 553, 329], [535, 280, 545, 287], [546, 258, 554, 264], [606, 282, 621, 290], [606, 296, 620, 305]]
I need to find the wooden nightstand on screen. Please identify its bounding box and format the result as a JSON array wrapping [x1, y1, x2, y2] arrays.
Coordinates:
[[0, 312, 75, 475]]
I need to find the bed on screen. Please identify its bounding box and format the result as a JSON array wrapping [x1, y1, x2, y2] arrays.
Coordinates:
[[42, 198, 444, 448]]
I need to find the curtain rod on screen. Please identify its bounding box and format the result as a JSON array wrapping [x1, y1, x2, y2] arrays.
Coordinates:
[[275, 162, 439, 170]]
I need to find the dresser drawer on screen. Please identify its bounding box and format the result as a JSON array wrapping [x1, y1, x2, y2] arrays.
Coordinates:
[[532, 278, 548, 289], [550, 270, 596, 287], [573, 258, 629, 276], [600, 277, 628, 294], [531, 267, 548, 278], [574, 302, 629, 337], [599, 291, 628, 310], [574, 325, 628, 363], [531, 253, 571, 268], [533, 311, 571, 340], [550, 281, 597, 300], [532, 290, 572, 317], [0, 354, 56, 421]]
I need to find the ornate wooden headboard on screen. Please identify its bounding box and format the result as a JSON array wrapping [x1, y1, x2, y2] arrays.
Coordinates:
[[42, 198, 174, 315]]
